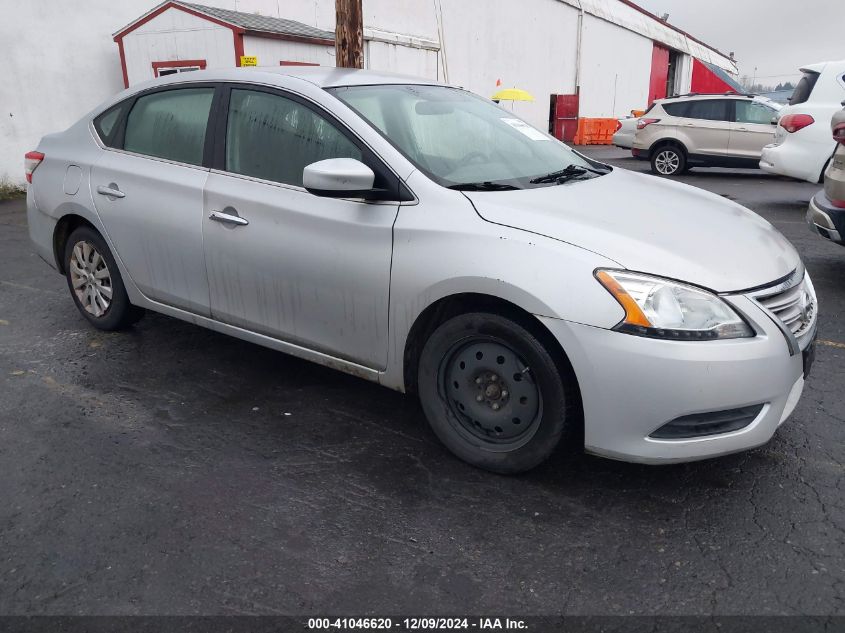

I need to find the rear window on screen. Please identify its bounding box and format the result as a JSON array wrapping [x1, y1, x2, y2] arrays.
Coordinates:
[[124, 88, 214, 165], [789, 71, 820, 106]]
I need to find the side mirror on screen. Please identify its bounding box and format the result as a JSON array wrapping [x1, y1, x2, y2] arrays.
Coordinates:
[[303, 158, 375, 198], [771, 116, 779, 126]]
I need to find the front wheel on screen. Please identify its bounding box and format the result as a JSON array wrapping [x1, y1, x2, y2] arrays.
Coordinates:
[[417, 313, 570, 474], [651, 146, 686, 176]]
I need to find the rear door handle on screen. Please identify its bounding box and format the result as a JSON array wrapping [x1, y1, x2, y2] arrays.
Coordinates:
[[209, 209, 249, 226], [96, 185, 125, 199]]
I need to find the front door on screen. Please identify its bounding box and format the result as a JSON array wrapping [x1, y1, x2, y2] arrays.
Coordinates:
[[90, 86, 214, 315], [202, 87, 398, 369], [729, 100, 779, 160]]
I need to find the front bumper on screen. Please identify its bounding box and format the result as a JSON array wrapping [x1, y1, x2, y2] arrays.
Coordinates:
[[538, 293, 811, 464], [807, 191, 845, 244]]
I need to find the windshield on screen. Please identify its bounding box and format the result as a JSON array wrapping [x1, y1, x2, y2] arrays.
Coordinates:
[[328, 84, 602, 189]]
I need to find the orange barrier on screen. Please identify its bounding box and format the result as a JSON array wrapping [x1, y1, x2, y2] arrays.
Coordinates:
[[572, 117, 620, 145]]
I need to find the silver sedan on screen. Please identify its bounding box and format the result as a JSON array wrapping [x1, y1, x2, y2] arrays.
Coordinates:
[[26, 67, 817, 473]]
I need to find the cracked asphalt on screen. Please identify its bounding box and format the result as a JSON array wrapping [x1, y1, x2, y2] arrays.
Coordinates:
[[1, 147, 844, 616]]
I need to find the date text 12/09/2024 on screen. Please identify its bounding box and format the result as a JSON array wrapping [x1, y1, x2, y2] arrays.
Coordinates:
[[307, 618, 528, 630]]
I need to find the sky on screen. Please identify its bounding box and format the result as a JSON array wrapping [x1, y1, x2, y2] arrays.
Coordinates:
[[633, 0, 845, 86]]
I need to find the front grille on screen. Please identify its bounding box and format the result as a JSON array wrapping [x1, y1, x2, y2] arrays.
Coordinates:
[[751, 271, 817, 346]]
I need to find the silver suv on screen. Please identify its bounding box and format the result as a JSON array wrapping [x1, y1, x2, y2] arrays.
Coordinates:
[[632, 93, 781, 176]]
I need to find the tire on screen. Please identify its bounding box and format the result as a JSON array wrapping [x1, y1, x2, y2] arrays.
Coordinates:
[[417, 312, 570, 474], [650, 145, 686, 176], [63, 226, 144, 331]]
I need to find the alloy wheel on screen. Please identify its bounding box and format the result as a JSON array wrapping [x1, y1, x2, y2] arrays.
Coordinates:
[[654, 150, 680, 175], [69, 240, 113, 317]]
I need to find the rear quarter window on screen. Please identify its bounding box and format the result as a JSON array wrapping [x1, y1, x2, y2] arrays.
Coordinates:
[[93, 104, 125, 148], [789, 71, 820, 106], [662, 102, 689, 117]]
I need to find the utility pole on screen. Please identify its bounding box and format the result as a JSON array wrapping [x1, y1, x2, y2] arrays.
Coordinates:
[[335, 0, 363, 69]]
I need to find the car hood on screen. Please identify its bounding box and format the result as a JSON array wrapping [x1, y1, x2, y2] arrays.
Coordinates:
[[464, 168, 799, 293]]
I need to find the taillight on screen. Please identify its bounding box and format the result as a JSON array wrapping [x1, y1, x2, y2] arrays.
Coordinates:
[[615, 120, 622, 132], [833, 122, 845, 145], [25, 151, 44, 183], [831, 199, 845, 209], [779, 114, 814, 133], [637, 118, 660, 130]]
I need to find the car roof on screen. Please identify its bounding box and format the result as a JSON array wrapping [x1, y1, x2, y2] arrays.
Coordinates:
[[148, 66, 446, 89]]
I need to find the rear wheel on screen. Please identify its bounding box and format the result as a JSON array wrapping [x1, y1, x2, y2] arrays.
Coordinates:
[[64, 226, 144, 330], [417, 313, 570, 474], [651, 145, 686, 176]]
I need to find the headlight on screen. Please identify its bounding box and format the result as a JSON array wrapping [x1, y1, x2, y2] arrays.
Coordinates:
[[595, 270, 753, 340]]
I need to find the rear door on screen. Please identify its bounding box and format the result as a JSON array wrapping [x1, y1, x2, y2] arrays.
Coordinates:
[[201, 85, 401, 369], [675, 99, 732, 157], [728, 99, 778, 159], [90, 85, 216, 315]]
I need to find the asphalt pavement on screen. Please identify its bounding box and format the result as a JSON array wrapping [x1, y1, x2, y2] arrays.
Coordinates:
[[1, 148, 844, 617]]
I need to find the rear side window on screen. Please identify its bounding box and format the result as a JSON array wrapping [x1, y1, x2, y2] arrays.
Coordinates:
[[789, 71, 820, 106], [684, 99, 730, 122], [93, 104, 124, 148], [225, 89, 361, 186], [124, 88, 214, 165], [662, 102, 689, 117]]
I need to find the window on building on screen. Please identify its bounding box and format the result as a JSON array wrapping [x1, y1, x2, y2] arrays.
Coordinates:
[[225, 89, 361, 186], [152, 60, 207, 78], [157, 66, 201, 77], [124, 88, 214, 165], [683, 99, 730, 121], [735, 100, 777, 125]]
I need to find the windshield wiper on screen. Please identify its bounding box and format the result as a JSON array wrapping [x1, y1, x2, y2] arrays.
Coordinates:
[[447, 181, 521, 191], [529, 164, 609, 184]]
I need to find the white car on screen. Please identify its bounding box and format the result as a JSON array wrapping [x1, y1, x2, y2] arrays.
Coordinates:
[[612, 116, 638, 149], [760, 60, 845, 183]]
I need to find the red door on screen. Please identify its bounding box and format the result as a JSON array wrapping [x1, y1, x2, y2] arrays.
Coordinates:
[[550, 93, 579, 142], [648, 44, 670, 105]]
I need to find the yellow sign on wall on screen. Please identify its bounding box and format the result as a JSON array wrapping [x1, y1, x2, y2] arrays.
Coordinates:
[[240, 56, 258, 67]]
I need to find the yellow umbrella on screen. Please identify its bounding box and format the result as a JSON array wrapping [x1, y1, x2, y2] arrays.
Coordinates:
[[491, 88, 535, 102]]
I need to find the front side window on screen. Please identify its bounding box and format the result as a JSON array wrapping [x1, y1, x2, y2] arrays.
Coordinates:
[[329, 84, 598, 189], [124, 88, 214, 165], [684, 99, 730, 122], [735, 100, 777, 125], [225, 89, 361, 186]]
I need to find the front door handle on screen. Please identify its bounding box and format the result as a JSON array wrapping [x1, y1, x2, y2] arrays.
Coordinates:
[[209, 209, 249, 226], [96, 184, 125, 199]]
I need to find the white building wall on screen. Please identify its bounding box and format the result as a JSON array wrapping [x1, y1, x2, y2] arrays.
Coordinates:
[[366, 41, 438, 80], [242, 35, 335, 68], [0, 0, 241, 185], [437, 0, 580, 130], [123, 9, 235, 85], [577, 14, 653, 118]]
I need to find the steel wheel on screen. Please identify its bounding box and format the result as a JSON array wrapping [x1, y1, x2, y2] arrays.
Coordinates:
[[439, 337, 543, 452], [69, 240, 113, 318], [654, 149, 681, 175]]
